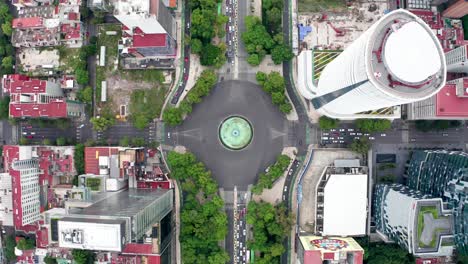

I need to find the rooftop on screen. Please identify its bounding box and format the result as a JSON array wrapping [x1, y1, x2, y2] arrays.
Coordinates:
[[319, 170, 368, 236], [435, 78, 468, 117], [78, 188, 171, 218], [12, 17, 43, 28], [299, 236, 364, 264]]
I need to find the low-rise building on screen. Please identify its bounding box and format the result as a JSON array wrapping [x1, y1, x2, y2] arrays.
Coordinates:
[[11, 1, 83, 48], [315, 159, 369, 237], [297, 235, 364, 264], [82, 147, 171, 192], [2, 74, 84, 119], [408, 77, 468, 120], [115, 0, 177, 69]]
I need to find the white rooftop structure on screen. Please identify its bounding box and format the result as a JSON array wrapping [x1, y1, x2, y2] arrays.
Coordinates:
[[58, 217, 126, 251], [384, 21, 442, 83], [321, 173, 368, 236]]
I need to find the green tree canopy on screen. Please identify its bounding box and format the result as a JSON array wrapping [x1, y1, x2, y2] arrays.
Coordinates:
[[350, 138, 371, 155], [355, 119, 392, 133], [191, 38, 203, 54], [77, 86, 93, 103], [271, 44, 294, 64], [72, 249, 95, 264], [56, 137, 66, 146], [75, 68, 89, 85], [319, 116, 339, 130], [1, 21, 12, 36], [163, 107, 183, 126], [0, 95, 9, 120], [90, 116, 114, 132], [74, 143, 85, 175]]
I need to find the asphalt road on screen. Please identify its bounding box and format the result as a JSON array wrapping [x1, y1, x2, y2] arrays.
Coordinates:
[[166, 80, 290, 190], [171, 0, 191, 105], [97, 121, 156, 144]]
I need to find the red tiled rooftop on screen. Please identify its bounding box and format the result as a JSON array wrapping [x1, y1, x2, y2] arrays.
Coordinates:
[[12, 17, 43, 29], [436, 81, 468, 117], [133, 33, 166, 47], [85, 147, 119, 175], [168, 0, 177, 8], [122, 243, 153, 255], [3, 74, 47, 94], [9, 100, 68, 118], [68, 12, 78, 20]]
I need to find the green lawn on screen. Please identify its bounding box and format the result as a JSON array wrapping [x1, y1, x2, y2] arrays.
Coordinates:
[[129, 87, 167, 129], [121, 69, 165, 83], [96, 24, 122, 102], [417, 206, 439, 248], [59, 47, 82, 73], [298, 0, 346, 13], [85, 178, 101, 191]]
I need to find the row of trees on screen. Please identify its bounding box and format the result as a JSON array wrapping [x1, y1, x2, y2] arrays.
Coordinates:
[[414, 120, 461, 132], [252, 154, 291, 194], [355, 119, 392, 133], [189, 0, 227, 67], [0, 1, 14, 75], [241, 16, 293, 66], [350, 138, 371, 155], [246, 201, 294, 263], [166, 151, 229, 264], [318, 116, 339, 130], [355, 237, 414, 264], [19, 136, 71, 146], [163, 70, 217, 126], [256, 71, 293, 114], [0, 95, 9, 119]]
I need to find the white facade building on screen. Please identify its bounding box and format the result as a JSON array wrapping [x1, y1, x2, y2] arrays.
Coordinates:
[[445, 45, 468, 73], [12, 159, 41, 226], [312, 9, 446, 119], [0, 173, 13, 226], [315, 161, 369, 236]]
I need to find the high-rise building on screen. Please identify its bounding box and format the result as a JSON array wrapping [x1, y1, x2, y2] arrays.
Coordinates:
[[373, 184, 454, 256], [445, 45, 468, 73], [54, 189, 173, 261], [406, 150, 468, 254], [311, 9, 446, 119]]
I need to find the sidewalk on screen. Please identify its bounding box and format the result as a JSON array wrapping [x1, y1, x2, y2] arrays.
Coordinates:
[[176, 55, 206, 107], [159, 2, 185, 119]]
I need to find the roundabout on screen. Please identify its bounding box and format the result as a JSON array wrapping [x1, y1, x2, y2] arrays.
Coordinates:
[[166, 80, 292, 189]]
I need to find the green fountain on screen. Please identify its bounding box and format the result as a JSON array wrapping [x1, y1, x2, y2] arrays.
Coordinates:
[[219, 116, 253, 150]]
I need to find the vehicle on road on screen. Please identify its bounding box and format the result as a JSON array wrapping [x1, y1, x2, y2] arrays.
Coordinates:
[[443, 133, 449, 136], [184, 57, 189, 62], [369, 137, 375, 140], [381, 133, 386, 137], [167, 133, 171, 139]]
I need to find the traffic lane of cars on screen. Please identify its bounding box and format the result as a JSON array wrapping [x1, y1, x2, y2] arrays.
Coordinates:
[[320, 128, 388, 145]]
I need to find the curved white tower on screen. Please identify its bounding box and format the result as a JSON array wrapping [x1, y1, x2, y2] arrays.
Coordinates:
[[312, 9, 446, 119]]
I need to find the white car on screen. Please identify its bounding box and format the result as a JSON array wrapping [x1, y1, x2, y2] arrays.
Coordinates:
[[357, 133, 362, 136], [369, 137, 375, 140], [381, 133, 386, 136], [347, 128, 354, 132], [167, 132, 171, 139], [339, 128, 345, 132], [339, 140, 345, 143], [330, 129, 336, 132], [350, 132, 356, 136]]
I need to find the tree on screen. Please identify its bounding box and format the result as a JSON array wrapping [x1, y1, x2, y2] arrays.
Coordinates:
[[56, 137, 66, 146], [44, 256, 57, 264], [19, 137, 29, 145], [42, 138, 52, 145], [415, 120, 461, 132], [75, 68, 89, 85], [200, 43, 222, 66], [131, 137, 145, 147], [0, 3, 9, 20], [119, 136, 130, 146], [271, 44, 293, 64], [1, 21, 12, 36], [265, 7, 282, 34], [191, 38, 203, 54], [256, 71, 267, 85], [4, 235, 16, 261], [319, 116, 339, 130], [350, 138, 371, 155], [2, 56, 13, 69], [90, 116, 114, 132], [0, 96, 9, 119], [133, 114, 150, 130], [355, 119, 391, 132], [163, 107, 183, 126], [271, 92, 285, 105], [77, 86, 93, 103], [74, 144, 85, 175], [72, 249, 95, 264], [247, 53, 261, 66], [16, 237, 35, 250]]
